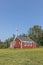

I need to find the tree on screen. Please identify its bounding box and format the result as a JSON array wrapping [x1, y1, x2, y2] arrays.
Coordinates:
[[28, 25, 42, 46], [19, 33, 27, 37], [5, 34, 15, 48], [39, 30, 43, 46]]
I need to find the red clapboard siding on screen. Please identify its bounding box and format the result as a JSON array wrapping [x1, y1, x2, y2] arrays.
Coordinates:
[[10, 37, 36, 48]]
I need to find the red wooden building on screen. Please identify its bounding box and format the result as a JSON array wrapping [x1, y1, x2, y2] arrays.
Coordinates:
[[10, 36, 36, 48]]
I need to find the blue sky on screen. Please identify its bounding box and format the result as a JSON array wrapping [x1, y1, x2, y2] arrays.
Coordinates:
[[0, 0, 43, 41]]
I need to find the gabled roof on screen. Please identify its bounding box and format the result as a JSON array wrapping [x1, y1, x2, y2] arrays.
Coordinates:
[[17, 36, 33, 41]]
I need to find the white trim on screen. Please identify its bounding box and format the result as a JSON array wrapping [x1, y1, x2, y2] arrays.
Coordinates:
[[23, 41, 29, 42], [13, 37, 22, 42]]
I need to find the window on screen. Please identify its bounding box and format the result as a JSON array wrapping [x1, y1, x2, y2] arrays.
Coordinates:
[[19, 42, 20, 44], [24, 42, 26, 46], [28, 43, 29, 46], [27, 41, 29, 46], [29, 42, 32, 46]]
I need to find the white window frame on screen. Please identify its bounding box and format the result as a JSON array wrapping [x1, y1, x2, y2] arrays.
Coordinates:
[[24, 41, 26, 46], [24, 42, 26, 46], [27, 41, 29, 46], [29, 42, 32, 46]]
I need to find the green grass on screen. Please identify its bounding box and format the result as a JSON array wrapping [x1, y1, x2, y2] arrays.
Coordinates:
[[0, 48, 43, 65]]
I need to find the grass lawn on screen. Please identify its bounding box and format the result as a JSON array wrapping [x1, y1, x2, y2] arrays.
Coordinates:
[[0, 48, 43, 65]]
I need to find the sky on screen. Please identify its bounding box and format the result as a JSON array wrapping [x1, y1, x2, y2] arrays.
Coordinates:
[[0, 0, 43, 41]]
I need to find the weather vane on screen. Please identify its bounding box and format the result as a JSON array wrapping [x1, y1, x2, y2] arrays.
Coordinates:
[[16, 28, 18, 37]]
